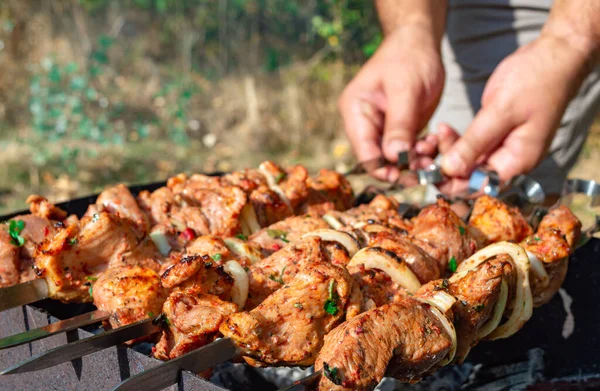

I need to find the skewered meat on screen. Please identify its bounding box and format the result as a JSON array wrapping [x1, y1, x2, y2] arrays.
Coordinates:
[[304, 169, 354, 212], [468, 195, 533, 246], [26, 195, 68, 221], [94, 184, 151, 238], [153, 289, 237, 360], [324, 195, 410, 232], [34, 211, 140, 302], [220, 260, 361, 367], [411, 198, 477, 271], [92, 265, 167, 329], [0, 228, 19, 287]]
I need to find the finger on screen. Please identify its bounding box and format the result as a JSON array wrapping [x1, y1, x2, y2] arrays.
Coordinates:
[[436, 177, 470, 198], [436, 123, 461, 154], [411, 156, 435, 170], [415, 137, 438, 156], [441, 107, 517, 177], [381, 84, 421, 162]]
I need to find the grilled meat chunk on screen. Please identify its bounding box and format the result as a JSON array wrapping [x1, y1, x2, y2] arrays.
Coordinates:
[[304, 169, 354, 212], [0, 228, 20, 287], [314, 297, 453, 390], [95, 184, 150, 238], [26, 195, 68, 221], [92, 265, 167, 328], [411, 198, 477, 271], [220, 260, 361, 367], [325, 195, 410, 232], [153, 289, 237, 360], [249, 215, 330, 255], [537, 205, 581, 248], [35, 212, 139, 302], [468, 195, 533, 246]]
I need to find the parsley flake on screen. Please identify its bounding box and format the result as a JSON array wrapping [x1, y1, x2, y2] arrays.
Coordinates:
[[85, 276, 98, 282], [8, 220, 26, 247], [448, 256, 457, 273], [69, 237, 78, 246], [459, 226, 465, 236], [269, 266, 286, 284], [235, 233, 248, 241], [267, 229, 289, 243], [211, 253, 222, 262], [92, 213, 100, 223], [294, 302, 303, 310], [473, 303, 485, 312], [324, 280, 339, 316], [323, 362, 342, 385], [275, 172, 286, 184]]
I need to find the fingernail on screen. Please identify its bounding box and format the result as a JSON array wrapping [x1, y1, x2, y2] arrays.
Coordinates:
[[442, 152, 466, 175], [387, 140, 410, 157]]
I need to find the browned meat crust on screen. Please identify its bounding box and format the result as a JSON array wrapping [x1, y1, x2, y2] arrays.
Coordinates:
[[468, 195, 533, 246]]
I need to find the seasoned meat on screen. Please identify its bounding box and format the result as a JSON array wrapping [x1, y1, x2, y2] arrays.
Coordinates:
[[325, 195, 411, 232], [92, 265, 167, 328], [246, 236, 328, 309], [419, 256, 516, 363], [351, 266, 407, 309], [304, 169, 354, 212], [220, 260, 360, 367], [468, 195, 533, 246], [221, 169, 269, 192], [314, 297, 452, 390], [154, 289, 237, 360], [260, 161, 310, 213], [95, 184, 150, 238], [35, 212, 139, 302], [26, 195, 68, 220], [249, 215, 330, 255], [138, 187, 178, 227], [0, 227, 20, 287], [248, 185, 294, 227], [121, 237, 163, 272], [537, 205, 581, 248], [411, 198, 477, 271], [521, 205, 580, 306]]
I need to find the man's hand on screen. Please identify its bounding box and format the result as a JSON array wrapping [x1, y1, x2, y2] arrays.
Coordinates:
[[339, 24, 445, 182], [440, 1, 599, 194]]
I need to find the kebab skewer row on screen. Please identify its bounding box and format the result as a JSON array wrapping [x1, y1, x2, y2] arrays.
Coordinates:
[[312, 204, 581, 390]]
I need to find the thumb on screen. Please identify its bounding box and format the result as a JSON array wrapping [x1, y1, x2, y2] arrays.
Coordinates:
[[381, 84, 420, 163], [442, 107, 517, 177]]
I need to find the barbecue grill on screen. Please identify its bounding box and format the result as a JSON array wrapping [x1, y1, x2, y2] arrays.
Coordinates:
[[1, 181, 599, 391]]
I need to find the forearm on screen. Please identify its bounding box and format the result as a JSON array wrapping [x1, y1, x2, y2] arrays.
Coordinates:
[[375, 0, 448, 49], [543, 0, 600, 72]]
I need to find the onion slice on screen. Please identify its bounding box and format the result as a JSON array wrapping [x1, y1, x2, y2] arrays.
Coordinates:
[[223, 260, 249, 310], [302, 229, 361, 257], [240, 203, 261, 236], [150, 229, 172, 256], [417, 292, 457, 365], [258, 163, 293, 212], [348, 247, 421, 293], [456, 241, 533, 340], [322, 214, 344, 230], [477, 280, 508, 340], [224, 237, 262, 264], [526, 250, 550, 288]]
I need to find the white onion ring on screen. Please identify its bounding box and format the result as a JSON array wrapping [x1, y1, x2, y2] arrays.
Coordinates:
[[258, 164, 294, 212], [223, 260, 249, 310], [477, 280, 508, 339], [417, 293, 457, 366], [149, 229, 172, 256], [526, 250, 550, 288], [456, 241, 533, 340], [348, 247, 421, 293], [240, 203, 261, 236], [322, 214, 344, 230], [302, 229, 361, 257], [223, 237, 262, 264]]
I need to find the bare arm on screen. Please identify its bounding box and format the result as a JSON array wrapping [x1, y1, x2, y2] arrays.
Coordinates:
[[375, 0, 448, 48]]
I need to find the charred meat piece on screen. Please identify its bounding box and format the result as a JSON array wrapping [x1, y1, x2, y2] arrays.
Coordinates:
[[245, 236, 329, 309], [0, 228, 20, 287], [536, 205, 581, 248], [411, 198, 477, 272], [92, 265, 167, 329], [304, 169, 354, 212], [26, 195, 68, 221], [468, 195, 533, 246], [314, 297, 453, 390], [249, 215, 330, 255], [220, 260, 361, 367], [325, 195, 411, 232], [34, 212, 139, 302], [137, 187, 178, 227], [153, 289, 237, 360], [248, 186, 294, 227], [259, 161, 310, 213]]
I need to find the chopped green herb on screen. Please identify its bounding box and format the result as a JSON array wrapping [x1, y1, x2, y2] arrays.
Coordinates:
[[473, 304, 485, 312], [275, 172, 286, 184], [267, 229, 289, 243], [85, 276, 98, 282], [324, 280, 339, 316], [147, 311, 155, 318], [211, 253, 222, 262], [459, 226, 465, 236], [448, 256, 457, 273], [323, 362, 342, 385], [534, 236, 541, 241], [8, 220, 26, 247], [269, 266, 286, 284], [92, 213, 100, 223], [235, 233, 248, 241], [88, 285, 93, 298], [69, 237, 78, 246], [294, 303, 303, 310]]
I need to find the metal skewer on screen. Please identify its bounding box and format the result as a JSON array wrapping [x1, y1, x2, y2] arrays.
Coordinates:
[[0, 279, 49, 312]]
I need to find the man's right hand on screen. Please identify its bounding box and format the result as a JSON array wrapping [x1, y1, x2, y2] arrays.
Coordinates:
[[339, 23, 445, 182]]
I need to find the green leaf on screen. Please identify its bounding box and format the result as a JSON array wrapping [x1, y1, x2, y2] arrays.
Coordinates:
[[211, 253, 222, 262], [9, 220, 26, 247], [448, 256, 458, 273], [91, 50, 109, 64], [324, 279, 339, 315], [235, 233, 247, 241], [323, 362, 342, 385], [267, 229, 289, 243], [458, 226, 465, 236], [98, 35, 115, 49]]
